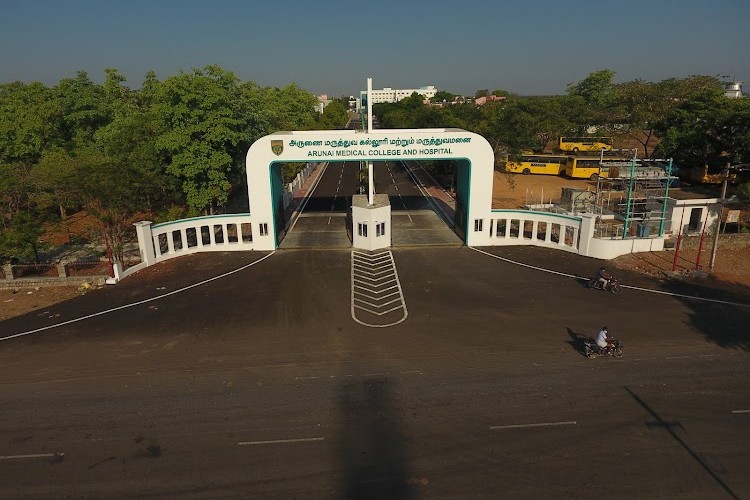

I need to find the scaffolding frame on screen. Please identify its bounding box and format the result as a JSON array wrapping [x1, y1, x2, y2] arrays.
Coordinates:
[[592, 151, 675, 239]]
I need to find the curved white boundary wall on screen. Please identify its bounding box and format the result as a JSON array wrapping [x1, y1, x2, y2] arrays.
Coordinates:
[[117, 215, 255, 281], [471, 210, 665, 259], [486, 210, 583, 253]]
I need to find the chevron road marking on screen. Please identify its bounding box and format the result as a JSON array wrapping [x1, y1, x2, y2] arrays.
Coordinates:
[[351, 250, 408, 327]]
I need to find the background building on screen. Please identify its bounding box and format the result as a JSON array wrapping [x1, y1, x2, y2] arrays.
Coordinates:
[[358, 85, 438, 110], [723, 81, 744, 98]]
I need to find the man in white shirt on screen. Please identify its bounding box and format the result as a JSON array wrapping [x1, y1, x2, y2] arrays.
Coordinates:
[[596, 327, 611, 354]]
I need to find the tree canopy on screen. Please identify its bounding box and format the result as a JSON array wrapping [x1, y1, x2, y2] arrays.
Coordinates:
[[0, 65, 324, 263], [2, 66, 749, 263]]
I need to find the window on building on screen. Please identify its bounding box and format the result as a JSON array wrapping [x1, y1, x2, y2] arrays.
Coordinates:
[[358, 223, 368, 237], [474, 219, 484, 232], [376, 222, 385, 237], [259, 223, 269, 236]]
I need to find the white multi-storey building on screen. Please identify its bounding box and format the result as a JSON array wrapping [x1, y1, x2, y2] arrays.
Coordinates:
[[358, 85, 438, 109]]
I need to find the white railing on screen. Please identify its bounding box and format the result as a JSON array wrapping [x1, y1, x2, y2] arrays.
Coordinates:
[[117, 214, 256, 281], [118, 163, 323, 282], [282, 162, 316, 209], [151, 214, 255, 259], [488, 210, 583, 253]]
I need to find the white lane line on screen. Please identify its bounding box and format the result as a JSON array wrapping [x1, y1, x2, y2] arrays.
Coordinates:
[[286, 162, 328, 235], [238, 437, 324, 446], [634, 357, 658, 361], [1, 252, 276, 342], [400, 370, 423, 375], [731, 410, 750, 414], [470, 247, 750, 308], [666, 355, 693, 360], [0, 453, 62, 460], [490, 421, 577, 430]]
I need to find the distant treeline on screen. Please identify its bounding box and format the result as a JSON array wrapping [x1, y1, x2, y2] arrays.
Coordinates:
[[1, 66, 749, 263]]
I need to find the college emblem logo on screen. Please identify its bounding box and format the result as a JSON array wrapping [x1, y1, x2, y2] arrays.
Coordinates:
[[271, 140, 283, 156]]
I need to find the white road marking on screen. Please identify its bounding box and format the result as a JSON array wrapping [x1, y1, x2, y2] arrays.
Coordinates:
[[0, 453, 62, 460], [286, 162, 328, 235], [491, 421, 577, 430], [731, 410, 750, 414], [470, 247, 750, 308], [0, 252, 276, 342], [351, 250, 408, 328], [238, 437, 324, 446]]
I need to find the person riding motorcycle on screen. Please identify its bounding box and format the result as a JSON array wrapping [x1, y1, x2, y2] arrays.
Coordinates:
[[596, 326, 613, 355], [596, 266, 612, 289]]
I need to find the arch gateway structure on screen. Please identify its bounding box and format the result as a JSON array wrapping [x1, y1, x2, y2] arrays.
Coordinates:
[[121, 127, 666, 281], [245, 128, 494, 250]]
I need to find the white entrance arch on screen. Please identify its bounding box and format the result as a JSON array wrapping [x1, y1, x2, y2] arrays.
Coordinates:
[[245, 128, 495, 250], [121, 127, 666, 282]]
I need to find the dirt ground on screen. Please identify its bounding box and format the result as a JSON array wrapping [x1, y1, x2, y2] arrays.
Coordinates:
[[1, 285, 83, 322], [492, 171, 750, 287], [2, 172, 748, 322]]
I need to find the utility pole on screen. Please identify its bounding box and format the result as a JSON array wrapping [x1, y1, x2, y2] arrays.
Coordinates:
[[708, 163, 730, 271], [367, 77, 374, 206]]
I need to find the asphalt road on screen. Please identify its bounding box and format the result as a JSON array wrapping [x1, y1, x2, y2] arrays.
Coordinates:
[[1, 242, 749, 497]]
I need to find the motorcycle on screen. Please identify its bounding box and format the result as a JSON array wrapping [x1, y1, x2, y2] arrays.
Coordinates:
[[583, 337, 623, 358], [588, 276, 622, 294]]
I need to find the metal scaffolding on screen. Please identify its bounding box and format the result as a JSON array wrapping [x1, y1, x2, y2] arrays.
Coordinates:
[[592, 151, 676, 239]]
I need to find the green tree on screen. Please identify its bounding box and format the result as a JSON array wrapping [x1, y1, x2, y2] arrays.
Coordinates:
[[53, 70, 109, 149], [263, 83, 320, 132], [0, 81, 63, 164], [0, 211, 48, 264], [153, 65, 246, 214], [567, 69, 617, 128], [653, 91, 733, 168], [432, 90, 455, 103], [318, 99, 349, 129], [567, 69, 616, 108], [30, 150, 82, 222]]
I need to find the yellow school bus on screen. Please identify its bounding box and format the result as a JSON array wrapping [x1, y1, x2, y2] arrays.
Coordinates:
[[565, 156, 636, 180], [559, 137, 613, 153], [504, 154, 568, 175]]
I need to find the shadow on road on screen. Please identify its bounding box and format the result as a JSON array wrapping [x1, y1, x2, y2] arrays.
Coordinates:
[[658, 279, 750, 351], [566, 327, 592, 357], [625, 386, 741, 500], [336, 376, 416, 500]]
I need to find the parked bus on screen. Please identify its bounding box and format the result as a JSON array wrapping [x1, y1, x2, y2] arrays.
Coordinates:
[[559, 137, 613, 153], [504, 154, 568, 175], [565, 156, 636, 180]]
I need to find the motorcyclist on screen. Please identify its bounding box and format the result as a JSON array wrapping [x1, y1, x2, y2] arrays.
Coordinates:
[[596, 326, 613, 355], [596, 266, 612, 289]]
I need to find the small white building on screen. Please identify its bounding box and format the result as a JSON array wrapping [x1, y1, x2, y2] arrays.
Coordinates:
[[665, 192, 722, 235], [358, 85, 438, 109], [723, 81, 744, 99]]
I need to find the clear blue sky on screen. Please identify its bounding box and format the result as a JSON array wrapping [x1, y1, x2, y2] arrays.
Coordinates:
[[1, 0, 748, 96]]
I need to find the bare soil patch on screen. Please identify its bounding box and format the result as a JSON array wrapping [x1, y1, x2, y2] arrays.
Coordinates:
[[491, 170, 750, 288], [1, 285, 83, 322]]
